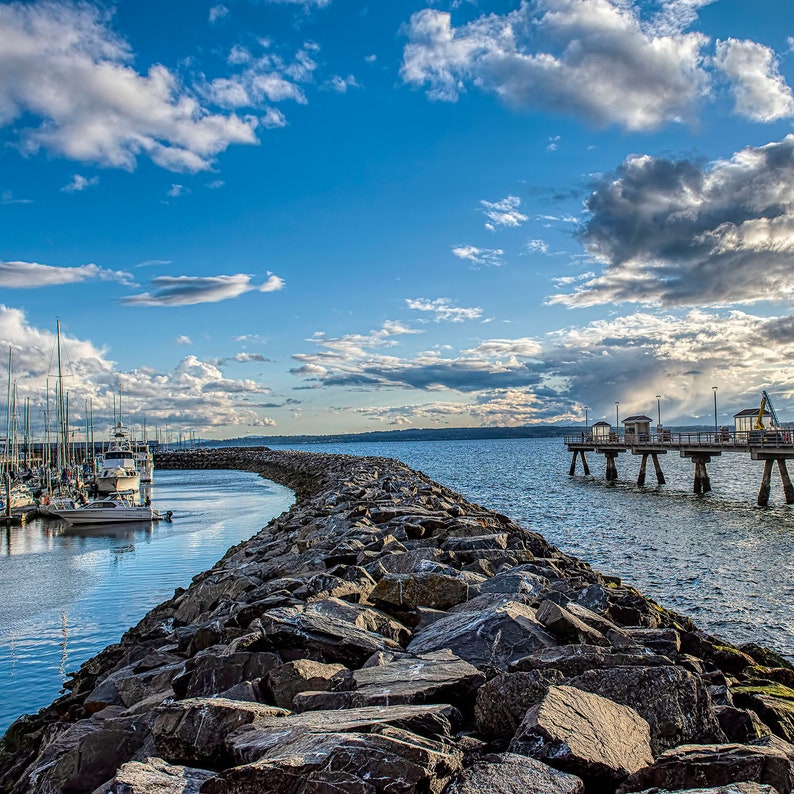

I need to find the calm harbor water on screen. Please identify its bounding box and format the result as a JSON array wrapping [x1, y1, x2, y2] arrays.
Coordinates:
[[0, 469, 294, 735], [274, 437, 794, 663]]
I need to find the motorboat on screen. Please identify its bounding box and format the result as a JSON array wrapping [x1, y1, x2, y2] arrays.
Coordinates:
[[134, 441, 154, 484], [96, 423, 141, 494], [51, 491, 172, 525], [38, 493, 77, 518], [0, 483, 36, 513]]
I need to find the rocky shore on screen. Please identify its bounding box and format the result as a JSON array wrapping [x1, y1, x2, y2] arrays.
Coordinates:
[[1, 447, 793, 793]]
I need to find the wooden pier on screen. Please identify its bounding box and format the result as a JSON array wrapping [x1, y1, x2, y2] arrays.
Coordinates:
[[565, 430, 794, 506]]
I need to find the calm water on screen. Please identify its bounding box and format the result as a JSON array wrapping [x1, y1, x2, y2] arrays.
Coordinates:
[[274, 438, 794, 662], [0, 469, 294, 734]]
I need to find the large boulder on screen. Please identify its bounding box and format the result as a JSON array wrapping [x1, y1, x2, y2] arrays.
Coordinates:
[[509, 685, 653, 786], [444, 752, 584, 794], [568, 665, 726, 754], [474, 669, 565, 742], [99, 757, 216, 793], [152, 697, 289, 767], [618, 738, 794, 794], [370, 571, 482, 611], [407, 602, 557, 670], [264, 659, 351, 709], [203, 725, 463, 794]]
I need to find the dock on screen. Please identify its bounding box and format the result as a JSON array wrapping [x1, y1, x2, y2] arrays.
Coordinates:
[[564, 429, 794, 506]]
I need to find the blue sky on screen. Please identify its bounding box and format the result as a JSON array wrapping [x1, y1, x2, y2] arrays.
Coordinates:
[[4, 0, 794, 439]]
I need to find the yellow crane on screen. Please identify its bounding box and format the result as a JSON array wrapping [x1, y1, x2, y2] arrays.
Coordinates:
[[754, 390, 781, 431]]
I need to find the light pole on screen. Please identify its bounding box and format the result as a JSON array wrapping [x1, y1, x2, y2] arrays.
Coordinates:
[[615, 401, 620, 436], [585, 406, 589, 433], [712, 386, 718, 434], [656, 395, 661, 427]]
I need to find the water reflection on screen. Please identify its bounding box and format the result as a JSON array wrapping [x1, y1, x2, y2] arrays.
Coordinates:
[[0, 469, 294, 734]]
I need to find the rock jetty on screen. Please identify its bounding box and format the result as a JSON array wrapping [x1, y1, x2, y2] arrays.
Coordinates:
[[1, 447, 793, 794]]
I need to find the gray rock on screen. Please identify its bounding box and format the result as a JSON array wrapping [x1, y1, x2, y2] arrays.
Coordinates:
[[264, 659, 351, 709], [509, 685, 653, 785], [204, 725, 463, 794], [618, 739, 794, 794], [511, 644, 671, 677], [444, 752, 584, 794], [172, 650, 280, 699], [568, 665, 726, 754], [407, 601, 557, 670], [101, 757, 215, 793], [535, 600, 609, 646], [480, 570, 550, 597], [370, 571, 480, 611], [474, 669, 565, 742], [152, 697, 289, 767]]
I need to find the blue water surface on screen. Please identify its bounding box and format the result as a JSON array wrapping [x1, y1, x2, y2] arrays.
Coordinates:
[[0, 469, 294, 734]]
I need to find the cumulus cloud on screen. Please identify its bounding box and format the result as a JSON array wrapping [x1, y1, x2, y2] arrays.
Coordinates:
[[552, 135, 794, 307], [209, 4, 228, 23], [405, 297, 482, 322], [714, 39, 794, 122], [0, 305, 277, 433], [233, 352, 269, 362], [0, 1, 258, 172], [0, 260, 132, 287], [290, 306, 794, 425], [121, 273, 285, 306], [175, 335, 192, 345], [451, 245, 504, 267], [480, 195, 527, 230], [401, 0, 710, 130], [62, 174, 98, 192]]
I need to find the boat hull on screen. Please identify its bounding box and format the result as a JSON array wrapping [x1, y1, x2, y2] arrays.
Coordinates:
[[55, 507, 154, 524], [96, 472, 140, 494]]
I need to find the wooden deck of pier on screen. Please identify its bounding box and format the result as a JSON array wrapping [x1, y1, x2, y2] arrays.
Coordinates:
[[565, 430, 794, 505]]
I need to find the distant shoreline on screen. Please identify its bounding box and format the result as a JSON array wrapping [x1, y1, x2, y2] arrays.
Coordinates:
[[203, 424, 713, 448]]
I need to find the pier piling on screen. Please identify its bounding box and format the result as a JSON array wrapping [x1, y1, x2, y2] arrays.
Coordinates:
[[652, 453, 666, 485], [605, 451, 620, 481], [779, 459, 794, 504]]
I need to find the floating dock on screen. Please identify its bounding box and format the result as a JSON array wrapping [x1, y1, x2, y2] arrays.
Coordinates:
[[565, 429, 794, 506]]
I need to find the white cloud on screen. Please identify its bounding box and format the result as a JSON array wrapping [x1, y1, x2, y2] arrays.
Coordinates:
[[526, 239, 550, 254], [451, 245, 504, 267], [553, 135, 794, 307], [325, 74, 360, 93], [1, 191, 33, 205], [480, 195, 527, 230], [0, 2, 258, 172], [175, 335, 192, 345], [167, 184, 186, 198], [401, 0, 710, 130], [0, 306, 277, 434], [122, 273, 285, 306], [714, 39, 794, 122], [209, 4, 229, 23], [62, 174, 99, 192], [0, 260, 132, 288], [405, 297, 482, 322]]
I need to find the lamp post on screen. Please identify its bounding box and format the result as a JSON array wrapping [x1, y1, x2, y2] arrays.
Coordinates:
[[712, 386, 718, 434], [656, 395, 661, 427], [615, 401, 620, 436], [585, 406, 589, 433]]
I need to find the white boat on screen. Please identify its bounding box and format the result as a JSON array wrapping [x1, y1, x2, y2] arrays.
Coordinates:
[[134, 441, 154, 484], [38, 494, 77, 518], [0, 483, 36, 512], [96, 423, 141, 494], [51, 491, 172, 525]]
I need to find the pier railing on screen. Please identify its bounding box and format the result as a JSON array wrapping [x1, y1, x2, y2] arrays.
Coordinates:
[[563, 429, 794, 449]]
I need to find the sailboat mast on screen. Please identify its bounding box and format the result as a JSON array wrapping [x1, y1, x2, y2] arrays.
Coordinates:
[[3, 347, 11, 478], [56, 320, 67, 471]]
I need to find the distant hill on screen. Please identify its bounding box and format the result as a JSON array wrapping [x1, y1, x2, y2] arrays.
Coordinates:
[[200, 424, 713, 448], [204, 425, 574, 447]]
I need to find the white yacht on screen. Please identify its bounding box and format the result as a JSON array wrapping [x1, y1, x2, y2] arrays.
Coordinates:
[[96, 423, 141, 494], [134, 441, 154, 484], [52, 491, 171, 525]]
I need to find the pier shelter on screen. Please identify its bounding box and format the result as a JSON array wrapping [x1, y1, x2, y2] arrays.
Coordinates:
[[590, 421, 611, 441], [734, 408, 770, 433], [623, 415, 652, 443]]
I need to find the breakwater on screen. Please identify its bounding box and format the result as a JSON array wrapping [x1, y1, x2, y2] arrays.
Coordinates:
[[1, 447, 793, 793]]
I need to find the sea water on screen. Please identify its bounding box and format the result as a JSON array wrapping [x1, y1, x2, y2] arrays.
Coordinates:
[[0, 469, 293, 734]]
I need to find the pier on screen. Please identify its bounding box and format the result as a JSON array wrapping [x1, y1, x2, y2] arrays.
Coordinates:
[[565, 428, 794, 505]]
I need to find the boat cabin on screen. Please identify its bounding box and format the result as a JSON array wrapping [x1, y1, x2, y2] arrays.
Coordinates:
[[734, 408, 770, 434], [623, 415, 652, 443], [590, 421, 612, 440]]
